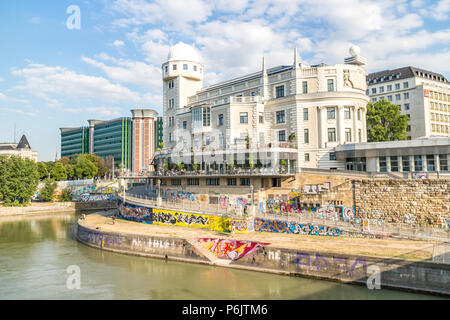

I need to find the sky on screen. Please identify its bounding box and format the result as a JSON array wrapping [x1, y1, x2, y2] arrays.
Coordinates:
[[0, 0, 449, 161]]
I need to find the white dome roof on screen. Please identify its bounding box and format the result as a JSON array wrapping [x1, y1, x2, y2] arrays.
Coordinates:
[[349, 45, 361, 57], [167, 42, 202, 63]]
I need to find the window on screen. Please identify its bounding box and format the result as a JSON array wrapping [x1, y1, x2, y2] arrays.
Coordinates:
[[304, 129, 309, 144], [403, 82, 409, 89], [406, 125, 411, 132], [329, 152, 336, 161], [206, 178, 220, 186], [390, 156, 399, 172], [405, 103, 410, 110], [259, 113, 264, 124], [305, 153, 310, 162], [303, 108, 309, 120], [327, 107, 336, 119], [414, 155, 423, 171], [327, 79, 334, 91], [218, 114, 224, 126], [182, 121, 187, 130], [387, 95, 393, 102], [240, 112, 248, 124], [302, 81, 308, 94], [278, 130, 286, 142], [275, 85, 285, 98], [202, 107, 211, 126], [345, 128, 352, 142], [358, 129, 362, 142], [379, 156, 387, 172], [439, 154, 448, 171], [276, 110, 285, 123], [344, 107, 351, 119], [372, 98, 377, 102], [395, 83, 400, 90], [387, 85, 392, 91], [183, 64, 188, 70], [395, 94, 401, 100], [219, 134, 225, 148], [173, 64, 177, 70], [328, 128, 336, 142], [357, 109, 361, 120], [165, 66, 168, 73], [402, 156, 410, 172], [188, 178, 199, 186], [272, 178, 281, 187], [427, 155, 435, 171], [168, 80, 174, 88], [193, 65, 197, 71], [404, 92, 409, 99], [240, 178, 250, 186], [379, 86, 384, 93], [171, 179, 181, 186], [372, 88, 377, 94], [227, 178, 237, 186], [366, 89, 369, 95]]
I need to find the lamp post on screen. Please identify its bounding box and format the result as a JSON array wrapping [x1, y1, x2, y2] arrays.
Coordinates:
[[157, 178, 162, 206]]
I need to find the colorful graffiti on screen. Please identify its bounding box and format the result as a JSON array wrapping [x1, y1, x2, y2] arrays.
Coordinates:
[[302, 182, 330, 194], [230, 219, 249, 234], [197, 238, 269, 261], [253, 218, 341, 236], [76, 194, 116, 202]]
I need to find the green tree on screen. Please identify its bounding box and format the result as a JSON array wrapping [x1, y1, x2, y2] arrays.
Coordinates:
[[65, 163, 75, 180], [40, 179, 57, 202], [50, 162, 67, 181], [0, 156, 39, 206], [60, 188, 72, 202], [73, 154, 98, 179], [37, 162, 48, 180], [366, 100, 409, 142], [97, 158, 109, 177]]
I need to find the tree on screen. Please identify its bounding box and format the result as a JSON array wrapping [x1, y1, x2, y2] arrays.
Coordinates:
[[60, 188, 72, 202], [50, 162, 67, 181], [0, 156, 39, 206], [37, 162, 48, 180], [72, 154, 98, 179], [366, 100, 409, 142], [40, 179, 57, 202], [65, 163, 75, 180], [97, 158, 109, 177]]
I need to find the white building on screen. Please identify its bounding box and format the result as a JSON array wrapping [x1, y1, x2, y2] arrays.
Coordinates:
[[0, 135, 38, 162], [367, 67, 450, 140], [159, 43, 369, 172]]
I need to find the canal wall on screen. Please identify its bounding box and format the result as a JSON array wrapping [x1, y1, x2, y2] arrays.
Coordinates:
[[77, 223, 450, 296], [0, 201, 117, 217]]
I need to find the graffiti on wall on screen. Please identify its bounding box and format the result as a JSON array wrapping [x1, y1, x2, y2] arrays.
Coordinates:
[[230, 219, 249, 234], [76, 194, 116, 202], [197, 238, 269, 261], [302, 182, 330, 194], [253, 218, 341, 236], [296, 252, 367, 278], [77, 228, 123, 246]]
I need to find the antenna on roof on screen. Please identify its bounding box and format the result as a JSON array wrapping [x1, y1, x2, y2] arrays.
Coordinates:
[[13, 123, 16, 143]]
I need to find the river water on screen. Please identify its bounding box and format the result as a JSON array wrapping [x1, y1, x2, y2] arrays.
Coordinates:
[[0, 212, 443, 300]]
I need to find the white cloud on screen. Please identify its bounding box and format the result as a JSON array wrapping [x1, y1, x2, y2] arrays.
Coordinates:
[[0, 93, 5, 100], [113, 40, 125, 47], [424, 0, 450, 21]]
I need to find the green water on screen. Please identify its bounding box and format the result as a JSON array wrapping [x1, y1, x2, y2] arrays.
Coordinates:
[[0, 213, 444, 300]]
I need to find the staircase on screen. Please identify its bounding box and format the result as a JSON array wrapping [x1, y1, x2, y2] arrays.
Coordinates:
[[186, 239, 233, 266]]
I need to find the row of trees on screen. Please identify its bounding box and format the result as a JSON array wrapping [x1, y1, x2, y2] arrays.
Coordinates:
[[37, 154, 114, 181]]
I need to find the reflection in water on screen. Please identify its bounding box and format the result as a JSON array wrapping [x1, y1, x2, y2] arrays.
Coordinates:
[[0, 213, 443, 300]]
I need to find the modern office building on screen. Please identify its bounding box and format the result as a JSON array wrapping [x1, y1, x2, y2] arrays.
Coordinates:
[[60, 109, 159, 172], [335, 136, 450, 175], [159, 43, 369, 171], [0, 135, 38, 162], [156, 117, 164, 149], [60, 127, 89, 158], [367, 67, 450, 140]]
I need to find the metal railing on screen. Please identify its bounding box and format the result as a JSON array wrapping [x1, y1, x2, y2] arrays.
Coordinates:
[[118, 191, 450, 241]]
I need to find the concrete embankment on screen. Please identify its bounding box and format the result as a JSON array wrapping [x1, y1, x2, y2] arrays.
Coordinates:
[[77, 214, 450, 297], [0, 201, 116, 217]]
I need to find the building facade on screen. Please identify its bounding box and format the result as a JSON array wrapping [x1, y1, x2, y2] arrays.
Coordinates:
[[159, 43, 369, 172], [0, 135, 38, 162], [60, 109, 159, 172], [60, 127, 89, 158], [367, 67, 450, 139], [335, 137, 450, 175]]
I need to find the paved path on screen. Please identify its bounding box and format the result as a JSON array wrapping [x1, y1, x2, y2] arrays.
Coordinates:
[[79, 211, 442, 261]]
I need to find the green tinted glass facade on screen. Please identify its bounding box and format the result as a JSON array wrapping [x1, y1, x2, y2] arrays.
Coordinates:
[[155, 117, 164, 149], [93, 118, 131, 169], [61, 127, 89, 158]]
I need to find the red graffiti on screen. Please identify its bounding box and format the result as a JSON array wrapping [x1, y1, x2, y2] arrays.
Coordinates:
[[197, 238, 269, 261]]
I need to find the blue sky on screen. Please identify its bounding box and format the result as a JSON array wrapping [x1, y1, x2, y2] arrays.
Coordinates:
[[0, 0, 449, 161]]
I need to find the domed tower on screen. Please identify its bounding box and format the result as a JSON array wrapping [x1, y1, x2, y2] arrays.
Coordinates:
[[162, 42, 203, 148]]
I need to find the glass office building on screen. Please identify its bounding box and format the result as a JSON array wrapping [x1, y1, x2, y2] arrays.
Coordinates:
[[60, 127, 89, 158]]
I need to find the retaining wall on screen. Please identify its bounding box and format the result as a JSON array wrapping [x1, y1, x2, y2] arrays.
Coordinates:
[[77, 223, 450, 296]]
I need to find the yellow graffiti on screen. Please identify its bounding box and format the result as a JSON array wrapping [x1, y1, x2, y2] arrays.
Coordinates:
[[152, 208, 230, 232]]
